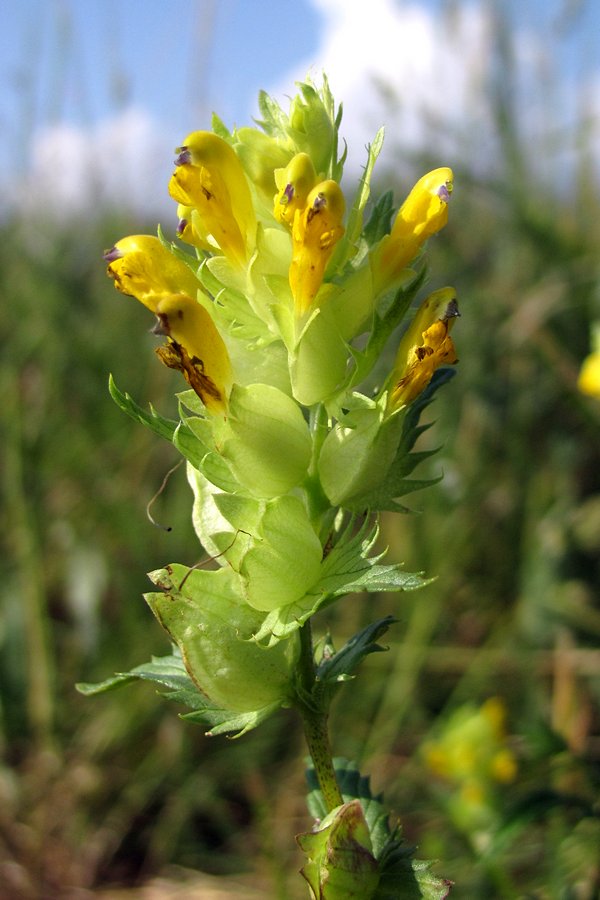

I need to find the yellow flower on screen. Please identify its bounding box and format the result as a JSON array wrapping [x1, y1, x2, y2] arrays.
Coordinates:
[[373, 167, 453, 292], [288, 179, 346, 317], [578, 333, 600, 398], [104, 235, 200, 311], [104, 235, 232, 414], [168, 131, 256, 267], [273, 152, 318, 227], [490, 748, 517, 784], [153, 295, 233, 415], [387, 287, 459, 410]]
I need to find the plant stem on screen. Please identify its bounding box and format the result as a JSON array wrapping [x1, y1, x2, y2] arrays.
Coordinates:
[[297, 620, 343, 813]]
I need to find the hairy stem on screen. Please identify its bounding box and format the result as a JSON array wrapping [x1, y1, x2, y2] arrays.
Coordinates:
[[297, 620, 343, 812]]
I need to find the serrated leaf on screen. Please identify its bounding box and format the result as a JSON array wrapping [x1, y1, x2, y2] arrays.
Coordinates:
[[376, 850, 452, 900], [109, 376, 213, 473], [211, 112, 232, 140], [348, 368, 456, 511], [316, 616, 397, 685], [328, 127, 385, 275], [252, 519, 427, 645], [347, 274, 424, 392], [181, 700, 282, 738], [76, 648, 279, 737], [76, 649, 196, 697], [109, 375, 178, 442], [363, 190, 395, 248]]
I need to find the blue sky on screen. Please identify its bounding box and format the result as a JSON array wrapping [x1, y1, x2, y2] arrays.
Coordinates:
[[1, 0, 320, 174], [2, 0, 599, 216]]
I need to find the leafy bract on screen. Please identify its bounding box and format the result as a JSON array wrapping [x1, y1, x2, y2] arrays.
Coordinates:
[[305, 760, 452, 899], [253, 518, 428, 646], [76, 646, 282, 738]]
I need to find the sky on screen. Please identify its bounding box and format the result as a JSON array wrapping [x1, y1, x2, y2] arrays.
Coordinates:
[[1, 0, 599, 219]]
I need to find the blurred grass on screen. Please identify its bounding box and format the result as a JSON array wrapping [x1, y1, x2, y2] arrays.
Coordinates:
[[1, 6, 600, 899]]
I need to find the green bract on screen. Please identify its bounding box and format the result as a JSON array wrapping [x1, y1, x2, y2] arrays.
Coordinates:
[[98, 71, 457, 726], [297, 800, 379, 899], [215, 382, 312, 498], [87, 75, 461, 895], [146, 565, 299, 714]]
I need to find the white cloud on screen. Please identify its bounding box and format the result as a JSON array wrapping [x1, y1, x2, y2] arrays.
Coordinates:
[[14, 108, 175, 222], [270, 0, 494, 178]]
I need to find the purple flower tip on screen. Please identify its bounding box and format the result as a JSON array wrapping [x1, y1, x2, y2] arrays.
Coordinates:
[[174, 147, 192, 166], [176, 217, 188, 236], [283, 182, 294, 203], [437, 183, 451, 204], [312, 192, 326, 210], [103, 246, 122, 262]]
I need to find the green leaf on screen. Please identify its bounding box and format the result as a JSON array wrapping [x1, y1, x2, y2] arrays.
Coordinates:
[[363, 190, 395, 247], [376, 847, 452, 899], [76, 648, 280, 737], [328, 127, 385, 275], [253, 518, 427, 645], [211, 112, 232, 140], [109, 376, 212, 473], [76, 648, 195, 697], [255, 90, 288, 137], [180, 700, 283, 738], [316, 616, 397, 686], [346, 273, 425, 393], [109, 375, 178, 442]]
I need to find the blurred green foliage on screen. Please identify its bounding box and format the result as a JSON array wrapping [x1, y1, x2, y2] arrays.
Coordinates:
[[1, 15, 600, 900]]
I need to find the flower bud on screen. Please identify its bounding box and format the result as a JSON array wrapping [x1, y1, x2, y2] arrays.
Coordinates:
[[288, 81, 337, 177], [372, 167, 453, 293], [297, 800, 379, 900], [169, 131, 256, 266], [146, 566, 299, 714], [235, 127, 291, 204], [216, 383, 312, 498]]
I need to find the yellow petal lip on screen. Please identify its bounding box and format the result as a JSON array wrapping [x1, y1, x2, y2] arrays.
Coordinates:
[[273, 152, 317, 227], [288, 179, 346, 317], [394, 166, 453, 238], [169, 131, 256, 266], [153, 293, 233, 415], [105, 234, 200, 312]]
